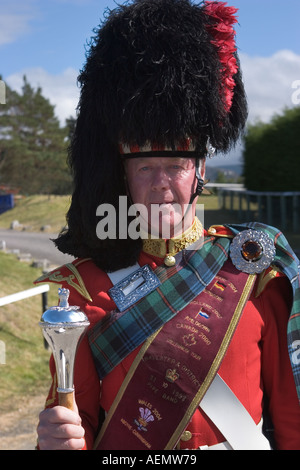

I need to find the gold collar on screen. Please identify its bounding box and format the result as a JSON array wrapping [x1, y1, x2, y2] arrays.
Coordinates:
[[142, 217, 203, 259]]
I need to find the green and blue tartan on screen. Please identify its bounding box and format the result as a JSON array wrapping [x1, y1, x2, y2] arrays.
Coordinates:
[[88, 222, 300, 402]]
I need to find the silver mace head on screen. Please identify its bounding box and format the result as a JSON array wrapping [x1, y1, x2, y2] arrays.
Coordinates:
[[39, 288, 90, 408]]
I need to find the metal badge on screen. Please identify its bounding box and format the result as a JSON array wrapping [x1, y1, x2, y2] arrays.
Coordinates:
[[230, 229, 276, 274], [109, 264, 161, 312]]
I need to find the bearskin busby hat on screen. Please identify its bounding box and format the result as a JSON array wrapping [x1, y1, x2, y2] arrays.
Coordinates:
[[55, 0, 248, 271]]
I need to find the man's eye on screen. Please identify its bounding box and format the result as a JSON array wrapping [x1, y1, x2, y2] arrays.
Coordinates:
[[170, 164, 184, 170]]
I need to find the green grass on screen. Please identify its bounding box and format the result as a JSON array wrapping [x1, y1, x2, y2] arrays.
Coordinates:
[[0, 195, 71, 233], [0, 252, 57, 412]]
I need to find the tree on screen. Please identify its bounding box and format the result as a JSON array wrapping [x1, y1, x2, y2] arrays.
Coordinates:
[[243, 106, 300, 191], [0, 76, 72, 194]]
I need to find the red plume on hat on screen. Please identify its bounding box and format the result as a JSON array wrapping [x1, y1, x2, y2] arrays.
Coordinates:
[[204, 1, 239, 112]]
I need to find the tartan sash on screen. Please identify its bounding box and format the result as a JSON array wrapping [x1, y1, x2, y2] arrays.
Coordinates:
[[88, 235, 231, 380]]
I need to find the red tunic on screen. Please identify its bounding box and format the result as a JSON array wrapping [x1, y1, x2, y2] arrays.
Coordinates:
[[40, 245, 300, 450]]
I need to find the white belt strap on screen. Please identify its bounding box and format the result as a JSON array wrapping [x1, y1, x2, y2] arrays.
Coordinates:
[[200, 374, 271, 450], [200, 441, 233, 450], [107, 263, 140, 286]]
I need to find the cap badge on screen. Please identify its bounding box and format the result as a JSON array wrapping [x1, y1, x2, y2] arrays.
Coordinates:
[[230, 229, 276, 274]]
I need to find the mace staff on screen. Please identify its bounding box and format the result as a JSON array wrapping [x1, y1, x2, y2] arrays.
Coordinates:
[[39, 288, 90, 409]]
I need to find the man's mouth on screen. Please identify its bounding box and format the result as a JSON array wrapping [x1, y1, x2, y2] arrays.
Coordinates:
[[149, 201, 175, 205]]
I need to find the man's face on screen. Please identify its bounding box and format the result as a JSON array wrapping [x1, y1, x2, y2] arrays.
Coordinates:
[[124, 156, 203, 237]]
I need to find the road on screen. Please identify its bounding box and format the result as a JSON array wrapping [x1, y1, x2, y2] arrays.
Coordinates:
[[0, 229, 74, 267]]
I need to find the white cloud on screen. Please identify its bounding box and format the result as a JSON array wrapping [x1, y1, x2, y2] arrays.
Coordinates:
[[207, 49, 300, 166], [6, 67, 79, 125], [240, 50, 300, 124], [0, 1, 38, 46]]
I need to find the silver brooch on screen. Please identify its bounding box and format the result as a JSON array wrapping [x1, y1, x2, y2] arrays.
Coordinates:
[[109, 265, 161, 312], [230, 229, 276, 274]]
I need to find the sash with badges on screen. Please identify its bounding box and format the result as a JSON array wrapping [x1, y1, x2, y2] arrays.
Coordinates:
[[89, 228, 278, 450], [93, 260, 256, 450]]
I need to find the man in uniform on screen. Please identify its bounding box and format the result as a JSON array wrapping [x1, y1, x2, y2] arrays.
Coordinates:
[[36, 0, 300, 450]]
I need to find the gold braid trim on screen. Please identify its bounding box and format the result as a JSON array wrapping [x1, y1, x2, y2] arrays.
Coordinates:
[[142, 217, 203, 258], [254, 265, 282, 298], [35, 259, 92, 302]]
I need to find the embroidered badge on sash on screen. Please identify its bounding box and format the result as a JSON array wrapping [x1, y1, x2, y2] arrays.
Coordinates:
[[230, 229, 276, 274], [109, 265, 161, 312], [134, 407, 155, 431]]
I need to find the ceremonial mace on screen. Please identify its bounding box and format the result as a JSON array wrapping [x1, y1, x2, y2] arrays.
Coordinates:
[[39, 288, 90, 409]]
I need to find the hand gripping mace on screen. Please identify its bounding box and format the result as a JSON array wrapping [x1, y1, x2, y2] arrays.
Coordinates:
[[39, 288, 90, 410]]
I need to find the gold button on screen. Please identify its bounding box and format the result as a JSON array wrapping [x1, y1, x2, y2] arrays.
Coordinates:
[[180, 430, 192, 442], [164, 255, 176, 267], [207, 226, 217, 235]]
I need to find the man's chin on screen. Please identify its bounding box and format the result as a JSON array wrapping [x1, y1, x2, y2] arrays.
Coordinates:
[[146, 216, 191, 239]]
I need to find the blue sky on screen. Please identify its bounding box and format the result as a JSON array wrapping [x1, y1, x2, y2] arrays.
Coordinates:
[[1, 0, 300, 165], [1, 0, 300, 75]]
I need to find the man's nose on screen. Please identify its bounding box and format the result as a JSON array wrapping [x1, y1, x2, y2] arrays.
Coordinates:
[[151, 168, 170, 191]]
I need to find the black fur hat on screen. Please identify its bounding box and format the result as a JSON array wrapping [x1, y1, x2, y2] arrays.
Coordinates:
[[55, 0, 248, 271]]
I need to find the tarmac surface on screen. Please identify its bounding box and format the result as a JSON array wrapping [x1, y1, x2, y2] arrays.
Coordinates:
[[0, 229, 74, 267]]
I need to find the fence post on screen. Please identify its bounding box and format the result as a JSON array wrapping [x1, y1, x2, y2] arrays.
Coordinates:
[[266, 195, 272, 226], [238, 192, 243, 221], [293, 195, 299, 233], [0, 340, 5, 364], [258, 194, 262, 221], [280, 195, 286, 231], [42, 291, 48, 313]]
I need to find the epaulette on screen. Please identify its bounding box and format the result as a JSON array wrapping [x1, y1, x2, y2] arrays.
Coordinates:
[[34, 258, 92, 302], [206, 225, 234, 238], [254, 265, 285, 298]]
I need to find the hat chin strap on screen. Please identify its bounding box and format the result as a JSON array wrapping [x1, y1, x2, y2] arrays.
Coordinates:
[[190, 136, 214, 203], [189, 157, 205, 204]]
